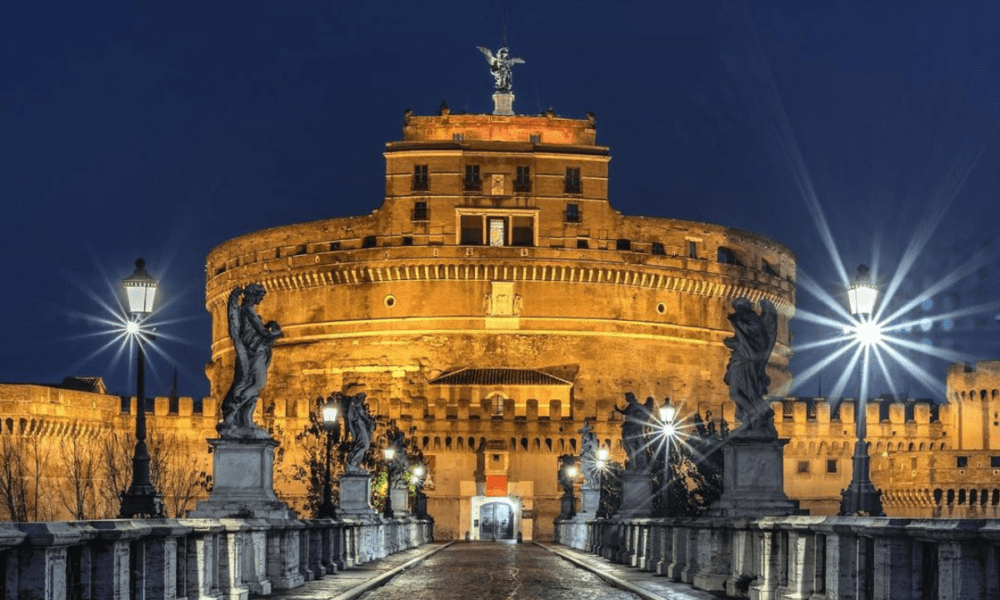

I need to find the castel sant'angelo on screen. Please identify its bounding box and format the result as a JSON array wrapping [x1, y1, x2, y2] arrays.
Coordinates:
[[3, 51, 1000, 537]]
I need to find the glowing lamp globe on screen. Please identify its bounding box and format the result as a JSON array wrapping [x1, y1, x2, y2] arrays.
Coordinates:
[[663, 423, 677, 437], [321, 396, 338, 429], [566, 465, 578, 478], [847, 265, 877, 316], [122, 258, 158, 316], [383, 448, 395, 461], [597, 447, 609, 461], [659, 401, 676, 424], [413, 465, 425, 478]]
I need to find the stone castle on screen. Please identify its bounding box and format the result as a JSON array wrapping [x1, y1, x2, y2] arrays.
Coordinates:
[[2, 105, 997, 537]]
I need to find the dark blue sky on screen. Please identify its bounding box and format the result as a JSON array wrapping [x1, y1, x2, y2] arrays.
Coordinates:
[[3, 1, 998, 401]]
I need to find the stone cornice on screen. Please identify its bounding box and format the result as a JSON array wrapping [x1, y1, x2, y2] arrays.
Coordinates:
[[207, 257, 793, 313]]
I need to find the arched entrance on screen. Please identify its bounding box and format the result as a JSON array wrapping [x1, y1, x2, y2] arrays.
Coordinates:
[[479, 501, 514, 539]]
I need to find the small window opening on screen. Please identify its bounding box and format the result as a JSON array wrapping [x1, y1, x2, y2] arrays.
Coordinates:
[[401, 236, 414, 246], [514, 166, 531, 192], [616, 239, 631, 251], [797, 460, 810, 474], [826, 459, 837, 473], [651, 242, 665, 255], [362, 235, 377, 248], [565, 203, 580, 222], [576, 238, 589, 249], [688, 241, 698, 259], [413, 201, 428, 221], [957, 456, 968, 468], [564, 167, 581, 194], [464, 165, 482, 191], [412, 165, 428, 191]]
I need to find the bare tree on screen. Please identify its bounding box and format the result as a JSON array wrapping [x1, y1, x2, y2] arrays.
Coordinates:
[[26, 436, 52, 522], [60, 436, 98, 520], [0, 436, 29, 522], [147, 427, 211, 517], [98, 430, 133, 518]]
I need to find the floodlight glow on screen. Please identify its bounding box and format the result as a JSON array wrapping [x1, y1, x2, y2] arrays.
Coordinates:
[[854, 321, 883, 347], [413, 466, 425, 478], [126, 321, 140, 335], [663, 423, 676, 437], [383, 448, 395, 460], [566, 466, 578, 478], [597, 447, 609, 461]]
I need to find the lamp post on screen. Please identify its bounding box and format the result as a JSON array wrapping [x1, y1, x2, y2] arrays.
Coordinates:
[[412, 464, 427, 517], [659, 398, 677, 518], [119, 258, 164, 518], [838, 265, 885, 516], [317, 394, 340, 519], [383, 447, 396, 518]]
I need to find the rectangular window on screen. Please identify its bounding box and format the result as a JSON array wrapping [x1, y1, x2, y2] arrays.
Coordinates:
[[460, 215, 484, 245], [992, 456, 1000, 468], [565, 167, 581, 194], [616, 239, 631, 251], [514, 166, 531, 192], [529, 134, 541, 144], [826, 459, 837, 474], [511, 216, 534, 247], [464, 165, 482, 191], [763, 259, 779, 277], [489, 218, 506, 247], [330, 241, 341, 251], [651, 242, 665, 255], [452, 133, 464, 142], [797, 460, 810, 474], [412, 165, 428, 191], [412, 201, 428, 221], [362, 235, 377, 248], [577, 238, 589, 249], [565, 203, 580, 222], [688, 241, 698, 259], [957, 456, 968, 468], [401, 236, 414, 246]]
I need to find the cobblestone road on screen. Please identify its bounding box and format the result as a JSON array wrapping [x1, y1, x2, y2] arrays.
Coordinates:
[[357, 541, 642, 600]]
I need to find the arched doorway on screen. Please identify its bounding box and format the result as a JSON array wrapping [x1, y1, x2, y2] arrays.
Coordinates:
[[479, 501, 514, 539]]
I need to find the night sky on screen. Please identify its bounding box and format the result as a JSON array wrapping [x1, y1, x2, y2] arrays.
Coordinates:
[[3, 1, 998, 402]]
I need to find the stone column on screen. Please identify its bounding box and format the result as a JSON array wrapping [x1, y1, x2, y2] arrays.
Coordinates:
[[145, 521, 194, 600], [17, 523, 89, 600], [263, 519, 304, 590], [217, 520, 250, 600]]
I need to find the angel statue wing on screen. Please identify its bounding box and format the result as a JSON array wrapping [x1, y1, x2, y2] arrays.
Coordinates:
[[477, 46, 495, 63], [509, 57, 525, 65]]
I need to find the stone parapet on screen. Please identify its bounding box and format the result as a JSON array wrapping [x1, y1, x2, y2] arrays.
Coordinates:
[[0, 515, 433, 599], [556, 515, 1000, 600]]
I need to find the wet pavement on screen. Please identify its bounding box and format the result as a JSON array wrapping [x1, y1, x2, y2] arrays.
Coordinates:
[[267, 541, 724, 600], [357, 541, 642, 600]]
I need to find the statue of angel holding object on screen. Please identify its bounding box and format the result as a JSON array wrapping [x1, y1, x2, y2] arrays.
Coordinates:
[[218, 284, 283, 439]]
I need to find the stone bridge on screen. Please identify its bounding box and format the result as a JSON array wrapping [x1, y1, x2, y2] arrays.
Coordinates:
[[0, 515, 432, 599]]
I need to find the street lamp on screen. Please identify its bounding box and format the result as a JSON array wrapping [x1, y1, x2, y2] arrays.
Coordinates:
[[411, 464, 428, 517], [317, 394, 340, 519], [119, 258, 164, 518], [838, 264, 885, 516], [659, 398, 677, 518], [383, 447, 396, 518]]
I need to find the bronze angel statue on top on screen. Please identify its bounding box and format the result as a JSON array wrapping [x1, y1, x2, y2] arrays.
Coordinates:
[[477, 46, 525, 93], [218, 284, 283, 439]]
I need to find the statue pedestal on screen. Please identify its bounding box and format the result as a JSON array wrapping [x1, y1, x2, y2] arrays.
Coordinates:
[[493, 92, 514, 116], [338, 472, 377, 518], [579, 485, 600, 516], [189, 438, 296, 519], [560, 494, 576, 519], [390, 486, 410, 515], [709, 436, 798, 517], [618, 471, 654, 518]]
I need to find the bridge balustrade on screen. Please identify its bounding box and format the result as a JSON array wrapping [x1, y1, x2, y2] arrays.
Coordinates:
[[556, 516, 1000, 600], [0, 516, 433, 599]]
